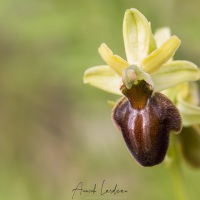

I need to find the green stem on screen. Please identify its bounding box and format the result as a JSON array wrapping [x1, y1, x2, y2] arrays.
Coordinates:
[[167, 135, 188, 200]]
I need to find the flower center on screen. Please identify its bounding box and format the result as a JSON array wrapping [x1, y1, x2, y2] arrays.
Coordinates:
[[121, 65, 153, 109]]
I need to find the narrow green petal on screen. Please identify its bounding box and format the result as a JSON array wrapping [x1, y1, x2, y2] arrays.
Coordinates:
[[123, 8, 156, 65], [154, 27, 171, 48], [141, 36, 181, 73], [152, 61, 200, 92], [83, 65, 122, 95], [177, 96, 200, 126], [98, 43, 129, 76]]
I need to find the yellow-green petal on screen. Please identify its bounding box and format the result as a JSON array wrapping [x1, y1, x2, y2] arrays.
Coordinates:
[[177, 96, 200, 126], [141, 36, 181, 73], [123, 8, 156, 65], [152, 61, 200, 92], [98, 43, 129, 76], [83, 65, 122, 95]]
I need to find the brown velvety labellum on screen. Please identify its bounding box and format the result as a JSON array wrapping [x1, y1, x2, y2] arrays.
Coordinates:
[[113, 80, 182, 166]]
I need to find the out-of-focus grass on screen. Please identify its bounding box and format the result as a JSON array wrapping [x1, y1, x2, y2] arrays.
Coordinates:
[[0, 0, 200, 199]]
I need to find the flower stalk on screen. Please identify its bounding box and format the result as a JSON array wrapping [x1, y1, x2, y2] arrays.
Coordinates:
[[168, 135, 188, 200]]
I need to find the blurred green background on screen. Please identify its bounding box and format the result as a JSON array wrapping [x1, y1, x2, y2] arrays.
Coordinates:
[[1, 0, 200, 199]]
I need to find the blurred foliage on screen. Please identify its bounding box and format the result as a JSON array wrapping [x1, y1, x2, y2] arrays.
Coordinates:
[[0, 0, 200, 199]]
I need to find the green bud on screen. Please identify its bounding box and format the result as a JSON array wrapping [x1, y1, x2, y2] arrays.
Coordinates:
[[178, 126, 200, 168]]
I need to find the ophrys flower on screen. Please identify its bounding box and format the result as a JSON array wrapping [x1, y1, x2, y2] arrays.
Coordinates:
[[83, 8, 200, 166]]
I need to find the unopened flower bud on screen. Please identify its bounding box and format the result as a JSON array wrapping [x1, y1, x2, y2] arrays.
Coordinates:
[[178, 126, 200, 168]]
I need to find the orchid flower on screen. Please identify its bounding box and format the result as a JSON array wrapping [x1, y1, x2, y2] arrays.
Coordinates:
[[83, 8, 200, 167]]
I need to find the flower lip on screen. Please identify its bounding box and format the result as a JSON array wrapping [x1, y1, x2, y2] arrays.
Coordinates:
[[120, 80, 153, 109], [112, 89, 182, 166]]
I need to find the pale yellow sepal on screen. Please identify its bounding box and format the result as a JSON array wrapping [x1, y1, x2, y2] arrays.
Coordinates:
[[154, 27, 171, 48], [123, 8, 156, 65], [98, 43, 129, 76], [184, 83, 200, 105], [152, 61, 200, 92], [83, 65, 122, 95], [154, 27, 173, 62], [177, 96, 200, 126], [141, 36, 181, 73]]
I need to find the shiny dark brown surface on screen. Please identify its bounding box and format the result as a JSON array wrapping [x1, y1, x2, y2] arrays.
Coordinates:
[[113, 81, 182, 166]]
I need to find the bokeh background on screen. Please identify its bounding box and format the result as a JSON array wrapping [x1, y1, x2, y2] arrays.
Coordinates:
[[1, 0, 200, 199]]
